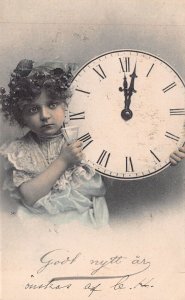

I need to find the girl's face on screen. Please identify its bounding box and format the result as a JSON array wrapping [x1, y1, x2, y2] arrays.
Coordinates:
[[22, 89, 66, 137]]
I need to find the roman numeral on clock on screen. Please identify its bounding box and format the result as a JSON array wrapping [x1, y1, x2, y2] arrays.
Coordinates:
[[97, 150, 110, 167], [69, 111, 85, 120], [78, 133, 93, 149], [119, 57, 130, 72], [93, 64, 106, 79], [146, 63, 154, 77], [170, 108, 185, 115], [165, 131, 180, 142], [150, 150, 161, 162], [75, 88, 90, 94], [162, 82, 176, 93], [125, 156, 134, 172]]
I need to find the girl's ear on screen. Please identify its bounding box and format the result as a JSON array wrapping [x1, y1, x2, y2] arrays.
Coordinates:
[[21, 116, 27, 127], [64, 104, 69, 125], [61, 101, 67, 108]]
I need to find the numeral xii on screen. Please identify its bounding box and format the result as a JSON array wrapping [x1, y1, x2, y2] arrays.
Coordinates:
[[119, 57, 130, 72]]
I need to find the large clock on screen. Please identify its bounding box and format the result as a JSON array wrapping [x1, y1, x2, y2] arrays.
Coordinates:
[[66, 50, 185, 180]]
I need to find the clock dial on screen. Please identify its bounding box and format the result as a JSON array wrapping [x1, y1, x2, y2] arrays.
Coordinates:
[[66, 50, 185, 180]]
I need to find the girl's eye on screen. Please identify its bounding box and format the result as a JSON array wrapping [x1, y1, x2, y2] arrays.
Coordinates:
[[49, 102, 58, 109], [29, 106, 39, 114], [23, 106, 39, 115]]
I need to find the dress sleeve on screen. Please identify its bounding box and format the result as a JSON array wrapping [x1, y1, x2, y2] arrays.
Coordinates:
[[0, 156, 22, 201], [0, 140, 36, 195], [13, 169, 34, 187]]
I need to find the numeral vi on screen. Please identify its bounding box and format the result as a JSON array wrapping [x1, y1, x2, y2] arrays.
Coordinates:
[[125, 156, 134, 172]]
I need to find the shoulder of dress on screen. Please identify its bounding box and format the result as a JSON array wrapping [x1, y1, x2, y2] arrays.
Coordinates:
[[0, 131, 46, 172], [14, 131, 35, 146], [0, 131, 34, 156]]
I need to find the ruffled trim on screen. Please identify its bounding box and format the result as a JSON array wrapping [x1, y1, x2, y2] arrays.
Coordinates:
[[0, 133, 47, 173], [0, 140, 30, 171], [53, 161, 95, 191], [71, 163, 95, 186], [2, 171, 22, 201], [12, 169, 34, 187]]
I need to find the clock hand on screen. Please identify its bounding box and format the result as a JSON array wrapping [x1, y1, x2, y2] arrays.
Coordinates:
[[119, 72, 129, 107], [127, 63, 137, 105], [119, 74, 133, 120], [119, 64, 137, 120]]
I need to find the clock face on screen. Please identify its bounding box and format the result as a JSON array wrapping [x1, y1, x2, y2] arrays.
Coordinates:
[[66, 50, 185, 180]]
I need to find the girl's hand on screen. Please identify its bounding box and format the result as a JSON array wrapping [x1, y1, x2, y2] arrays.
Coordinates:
[[170, 146, 185, 166], [59, 140, 84, 168]]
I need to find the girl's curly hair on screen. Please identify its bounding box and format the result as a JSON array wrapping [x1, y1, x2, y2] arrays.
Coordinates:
[[0, 59, 75, 127]]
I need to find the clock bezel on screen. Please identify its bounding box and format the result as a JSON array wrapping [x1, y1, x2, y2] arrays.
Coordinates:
[[72, 49, 185, 88]]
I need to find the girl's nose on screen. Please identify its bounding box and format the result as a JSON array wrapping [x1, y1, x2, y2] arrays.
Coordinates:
[[40, 107, 51, 121]]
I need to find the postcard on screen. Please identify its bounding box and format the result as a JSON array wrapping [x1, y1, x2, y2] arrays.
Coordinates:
[[0, 1, 185, 299]]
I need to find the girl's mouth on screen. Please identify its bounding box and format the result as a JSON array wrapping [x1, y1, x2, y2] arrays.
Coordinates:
[[41, 124, 54, 128]]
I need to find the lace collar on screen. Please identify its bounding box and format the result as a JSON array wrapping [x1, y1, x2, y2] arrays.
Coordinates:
[[31, 131, 64, 144]]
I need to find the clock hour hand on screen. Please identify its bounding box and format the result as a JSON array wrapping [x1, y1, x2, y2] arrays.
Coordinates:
[[119, 74, 132, 120], [127, 63, 137, 102], [119, 64, 137, 120], [119, 73, 129, 105]]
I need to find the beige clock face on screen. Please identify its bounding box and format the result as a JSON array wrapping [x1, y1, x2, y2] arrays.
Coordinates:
[[66, 50, 185, 180]]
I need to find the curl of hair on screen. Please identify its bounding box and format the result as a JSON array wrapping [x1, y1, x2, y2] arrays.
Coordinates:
[[0, 59, 74, 127]]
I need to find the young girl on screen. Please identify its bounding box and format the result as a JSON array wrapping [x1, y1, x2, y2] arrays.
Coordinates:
[[0, 59, 109, 228], [0, 59, 184, 228]]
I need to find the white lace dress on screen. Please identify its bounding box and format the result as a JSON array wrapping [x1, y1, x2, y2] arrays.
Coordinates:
[[0, 131, 109, 228]]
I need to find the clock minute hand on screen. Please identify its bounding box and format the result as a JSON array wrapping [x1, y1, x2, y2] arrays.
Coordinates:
[[123, 73, 129, 108], [127, 63, 137, 108]]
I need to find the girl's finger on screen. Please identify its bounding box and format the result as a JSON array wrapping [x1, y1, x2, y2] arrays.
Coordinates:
[[172, 151, 185, 159], [71, 140, 83, 148], [178, 147, 185, 154], [63, 141, 70, 148], [82, 153, 86, 160], [72, 147, 83, 155], [170, 153, 181, 161], [76, 140, 83, 147], [72, 146, 83, 153], [170, 158, 178, 166]]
